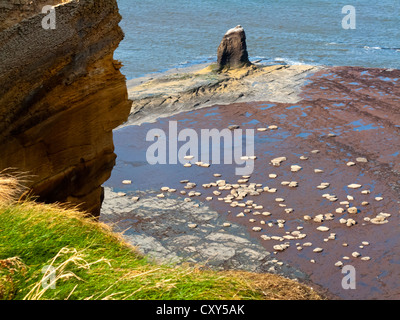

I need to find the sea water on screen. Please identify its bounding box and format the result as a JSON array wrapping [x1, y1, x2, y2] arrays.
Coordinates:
[[116, 0, 400, 80]]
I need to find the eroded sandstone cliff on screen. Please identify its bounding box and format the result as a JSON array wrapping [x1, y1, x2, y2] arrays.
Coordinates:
[[0, 0, 131, 215]]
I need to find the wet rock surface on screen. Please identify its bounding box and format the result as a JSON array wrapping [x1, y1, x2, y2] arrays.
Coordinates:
[[101, 187, 306, 280], [102, 65, 400, 300]]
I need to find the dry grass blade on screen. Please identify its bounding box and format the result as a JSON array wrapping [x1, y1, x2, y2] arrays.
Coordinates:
[[23, 247, 110, 300], [0, 169, 32, 204]]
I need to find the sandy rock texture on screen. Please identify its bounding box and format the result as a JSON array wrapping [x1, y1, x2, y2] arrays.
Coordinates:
[[0, 0, 131, 215]]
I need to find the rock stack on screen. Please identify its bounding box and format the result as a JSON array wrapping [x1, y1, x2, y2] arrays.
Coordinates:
[[217, 25, 251, 70]]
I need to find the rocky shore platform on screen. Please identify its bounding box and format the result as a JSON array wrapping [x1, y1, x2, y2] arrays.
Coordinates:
[[101, 62, 400, 300]]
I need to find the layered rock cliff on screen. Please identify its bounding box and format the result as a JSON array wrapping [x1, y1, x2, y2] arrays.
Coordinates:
[[0, 0, 131, 216]]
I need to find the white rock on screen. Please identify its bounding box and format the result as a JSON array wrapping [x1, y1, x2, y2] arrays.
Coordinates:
[[291, 165, 302, 172], [356, 157, 368, 163], [188, 223, 197, 229], [122, 180, 132, 185], [352, 252, 361, 258], [271, 157, 287, 167], [375, 197, 384, 201], [348, 184, 362, 189], [269, 174, 278, 179], [314, 169, 324, 173], [335, 261, 344, 267], [252, 227, 262, 232], [347, 207, 358, 214], [347, 162, 356, 167], [313, 248, 324, 253], [317, 226, 330, 232], [117, 192, 127, 197]]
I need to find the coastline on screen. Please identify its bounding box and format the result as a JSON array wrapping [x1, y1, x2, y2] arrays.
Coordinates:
[[103, 62, 400, 299]]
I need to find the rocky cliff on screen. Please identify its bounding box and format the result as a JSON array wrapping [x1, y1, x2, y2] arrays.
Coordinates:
[[0, 0, 131, 216]]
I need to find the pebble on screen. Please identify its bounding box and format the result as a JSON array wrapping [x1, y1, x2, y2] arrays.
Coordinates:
[[347, 162, 356, 167], [375, 197, 384, 201], [310, 260, 316, 264], [362, 241, 370, 246], [252, 227, 262, 232], [317, 226, 330, 232], [117, 192, 127, 197], [188, 224, 198, 229], [335, 261, 344, 267], [352, 252, 361, 258], [271, 157, 287, 167], [262, 212, 272, 216], [289, 181, 299, 188], [275, 198, 285, 203], [300, 156, 309, 160], [311, 150, 320, 154], [362, 201, 369, 206], [348, 184, 362, 189], [184, 163, 192, 167], [314, 169, 324, 173], [274, 244, 290, 252], [361, 257, 371, 261], [214, 173, 222, 177], [303, 242, 313, 247], [237, 212, 245, 217], [184, 155, 194, 160], [257, 128, 268, 132], [361, 190, 371, 195], [206, 197, 213, 201], [313, 214, 324, 223], [291, 165, 302, 172], [347, 195, 354, 201], [347, 207, 358, 214], [223, 223, 231, 228], [122, 180, 132, 185], [269, 125, 279, 130], [356, 157, 368, 163], [228, 125, 240, 130], [269, 174, 278, 179], [313, 248, 324, 253], [131, 196, 140, 202], [336, 208, 345, 214]]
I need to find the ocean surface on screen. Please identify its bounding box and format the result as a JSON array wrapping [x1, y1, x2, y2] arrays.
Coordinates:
[[115, 0, 400, 80]]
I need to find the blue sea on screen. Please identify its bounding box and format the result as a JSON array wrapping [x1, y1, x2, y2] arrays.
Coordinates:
[[115, 0, 400, 80]]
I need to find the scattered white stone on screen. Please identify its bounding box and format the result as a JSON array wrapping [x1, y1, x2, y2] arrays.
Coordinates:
[[317, 226, 330, 232], [269, 125, 279, 130], [184, 155, 195, 160], [300, 156, 309, 160], [303, 242, 313, 247], [336, 208, 345, 214], [223, 223, 231, 228], [347, 195, 354, 201], [117, 192, 127, 197], [131, 196, 140, 202], [375, 197, 384, 201], [252, 227, 262, 232], [311, 150, 320, 154], [362, 241, 370, 246], [347, 207, 358, 214], [362, 201, 369, 206], [275, 198, 285, 203], [313, 248, 324, 253], [352, 252, 361, 258], [335, 261, 344, 268], [314, 169, 324, 173], [356, 157, 368, 163], [347, 162, 356, 167], [257, 128, 268, 132], [236, 212, 245, 217], [262, 212, 272, 216], [291, 165, 302, 172], [361, 257, 371, 261], [348, 184, 362, 189], [184, 163, 192, 167], [361, 190, 371, 195], [188, 224, 197, 229], [271, 157, 287, 167], [289, 181, 298, 188], [269, 174, 278, 179], [122, 180, 132, 185]]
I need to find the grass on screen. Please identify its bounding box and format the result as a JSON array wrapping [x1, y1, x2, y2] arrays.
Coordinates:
[[0, 176, 322, 300]]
